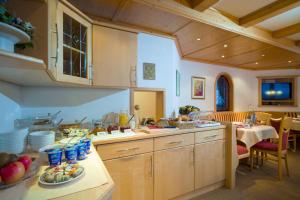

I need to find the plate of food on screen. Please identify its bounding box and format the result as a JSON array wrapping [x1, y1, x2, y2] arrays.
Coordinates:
[[39, 163, 84, 186]]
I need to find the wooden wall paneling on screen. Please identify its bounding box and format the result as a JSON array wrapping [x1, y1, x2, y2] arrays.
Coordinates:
[[116, 2, 191, 34], [132, 0, 300, 54], [186, 35, 270, 61], [92, 15, 175, 39], [175, 22, 237, 55], [239, 0, 300, 27], [215, 46, 300, 68], [67, 0, 122, 19]]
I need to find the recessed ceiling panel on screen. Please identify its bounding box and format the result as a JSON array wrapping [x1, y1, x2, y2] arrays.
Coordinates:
[[67, 0, 122, 19], [117, 2, 191, 34], [213, 0, 276, 18], [187, 36, 270, 61], [175, 22, 237, 55], [257, 7, 300, 31]]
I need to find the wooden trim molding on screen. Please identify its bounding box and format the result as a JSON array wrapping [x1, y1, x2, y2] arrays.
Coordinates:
[[272, 22, 300, 38], [192, 0, 220, 12], [214, 73, 234, 112], [239, 0, 300, 27]]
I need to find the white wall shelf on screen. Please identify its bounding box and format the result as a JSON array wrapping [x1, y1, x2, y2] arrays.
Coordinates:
[[0, 50, 54, 86]]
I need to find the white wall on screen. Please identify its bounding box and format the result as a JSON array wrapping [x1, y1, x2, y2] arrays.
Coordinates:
[[137, 34, 179, 117], [178, 59, 300, 112], [0, 81, 22, 132], [21, 87, 130, 123], [179, 60, 257, 112]]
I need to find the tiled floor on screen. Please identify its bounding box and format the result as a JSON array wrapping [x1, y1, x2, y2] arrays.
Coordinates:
[[193, 148, 300, 200]]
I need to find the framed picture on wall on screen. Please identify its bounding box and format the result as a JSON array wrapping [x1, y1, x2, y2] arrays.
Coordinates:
[[191, 76, 205, 99], [176, 70, 180, 96]]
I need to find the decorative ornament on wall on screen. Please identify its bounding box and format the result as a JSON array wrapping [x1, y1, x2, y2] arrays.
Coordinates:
[[191, 76, 205, 99], [143, 63, 156, 80]]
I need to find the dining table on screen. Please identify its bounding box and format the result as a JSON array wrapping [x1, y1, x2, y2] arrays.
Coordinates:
[[235, 124, 278, 149]]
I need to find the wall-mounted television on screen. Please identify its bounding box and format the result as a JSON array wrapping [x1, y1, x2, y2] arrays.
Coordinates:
[[258, 76, 297, 106]]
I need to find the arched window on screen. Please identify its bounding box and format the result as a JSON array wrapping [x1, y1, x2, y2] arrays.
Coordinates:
[[215, 73, 233, 112]]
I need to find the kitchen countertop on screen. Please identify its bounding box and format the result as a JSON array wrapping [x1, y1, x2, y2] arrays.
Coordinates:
[[92, 125, 226, 145], [0, 146, 114, 200]]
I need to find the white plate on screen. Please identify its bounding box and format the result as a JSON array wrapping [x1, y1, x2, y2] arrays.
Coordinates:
[[39, 168, 85, 186]]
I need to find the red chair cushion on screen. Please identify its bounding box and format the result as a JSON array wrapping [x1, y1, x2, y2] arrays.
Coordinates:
[[254, 131, 289, 151], [254, 141, 278, 151], [237, 144, 248, 155]]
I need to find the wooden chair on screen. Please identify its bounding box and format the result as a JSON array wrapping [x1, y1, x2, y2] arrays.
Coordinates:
[[250, 117, 293, 180], [288, 130, 297, 152], [237, 142, 249, 160], [255, 112, 272, 125]]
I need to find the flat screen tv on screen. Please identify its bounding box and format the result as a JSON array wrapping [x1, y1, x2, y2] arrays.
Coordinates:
[[258, 77, 296, 106], [261, 82, 292, 101]]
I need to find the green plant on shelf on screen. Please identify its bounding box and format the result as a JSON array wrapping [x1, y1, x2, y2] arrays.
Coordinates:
[[0, 0, 34, 49]]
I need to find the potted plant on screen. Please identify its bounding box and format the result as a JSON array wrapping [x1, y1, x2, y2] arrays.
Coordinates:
[[0, 0, 34, 52]]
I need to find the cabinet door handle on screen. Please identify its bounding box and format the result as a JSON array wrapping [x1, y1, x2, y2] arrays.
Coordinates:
[[190, 147, 194, 166], [117, 147, 140, 153], [149, 155, 153, 177], [50, 23, 59, 68], [168, 140, 184, 145], [204, 135, 218, 140]]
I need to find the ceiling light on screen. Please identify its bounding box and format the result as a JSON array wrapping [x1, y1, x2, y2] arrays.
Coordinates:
[[261, 54, 265, 57], [223, 44, 228, 48], [196, 38, 201, 41], [255, 62, 259, 65], [221, 55, 225, 58], [288, 60, 292, 63]]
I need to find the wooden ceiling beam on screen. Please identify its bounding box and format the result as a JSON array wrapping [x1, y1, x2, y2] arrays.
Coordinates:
[[273, 22, 300, 38], [112, 0, 131, 21], [191, 0, 220, 12], [133, 0, 300, 54], [239, 0, 300, 27]]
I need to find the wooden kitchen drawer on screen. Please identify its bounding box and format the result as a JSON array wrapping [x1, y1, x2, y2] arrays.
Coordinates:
[[154, 133, 194, 151], [96, 139, 153, 160], [195, 129, 224, 144]]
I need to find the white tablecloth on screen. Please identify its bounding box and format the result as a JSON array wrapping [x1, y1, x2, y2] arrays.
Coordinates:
[[237, 125, 278, 149], [292, 119, 300, 131]]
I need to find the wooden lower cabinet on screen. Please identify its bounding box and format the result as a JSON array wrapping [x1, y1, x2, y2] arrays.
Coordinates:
[[154, 145, 195, 200], [104, 153, 153, 200], [195, 140, 225, 189]]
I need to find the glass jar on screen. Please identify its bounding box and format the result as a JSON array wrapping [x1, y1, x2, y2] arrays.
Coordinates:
[[119, 110, 129, 127]]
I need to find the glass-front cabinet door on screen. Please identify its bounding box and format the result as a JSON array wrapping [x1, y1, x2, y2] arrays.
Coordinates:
[[56, 2, 92, 85]]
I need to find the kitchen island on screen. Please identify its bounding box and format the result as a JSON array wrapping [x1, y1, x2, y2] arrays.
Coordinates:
[[0, 146, 114, 200], [93, 125, 235, 200]]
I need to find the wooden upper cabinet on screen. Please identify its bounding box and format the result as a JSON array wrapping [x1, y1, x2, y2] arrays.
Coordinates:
[[154, 145, 195, 200], [104, 153, 153, 200], [92, 25, 137, 88], [195, 140, 225, 189], [55, 2, 92, 85]]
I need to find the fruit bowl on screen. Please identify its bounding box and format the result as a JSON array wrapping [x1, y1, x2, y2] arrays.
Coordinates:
[[0, 154, 39, 190]]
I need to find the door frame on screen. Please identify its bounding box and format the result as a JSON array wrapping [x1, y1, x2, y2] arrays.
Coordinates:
[[130, 88, 166, 118]]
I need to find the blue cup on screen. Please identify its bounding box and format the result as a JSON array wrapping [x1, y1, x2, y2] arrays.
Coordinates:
[[47, 149, 62, 167], [83, 139, 91, 154], [77, 142, 86, 160], [65, 145, 77, 164]]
